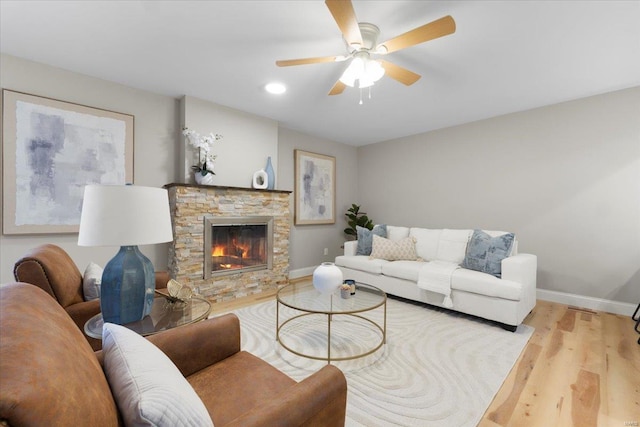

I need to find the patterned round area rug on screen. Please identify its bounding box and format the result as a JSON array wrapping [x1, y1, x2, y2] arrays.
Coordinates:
[[220, 297, 533, 427]]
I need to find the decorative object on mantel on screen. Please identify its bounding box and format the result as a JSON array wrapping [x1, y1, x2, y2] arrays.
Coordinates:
[[265, 156, 275, 190], [312, 262, 343, 294], [252, 169, 268, 189], [182, 127, 223, 185], [78, 185, 173, 325]]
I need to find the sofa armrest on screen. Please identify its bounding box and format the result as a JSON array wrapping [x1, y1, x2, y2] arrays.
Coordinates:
[[502, 253, 537, 288], [146, 313, 241, 377], [225, 364, 347, 427], [344, 240, 357, 256]]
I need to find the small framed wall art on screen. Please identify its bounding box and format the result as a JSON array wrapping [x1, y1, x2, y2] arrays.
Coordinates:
[[294, 149, 335, 225], [2, 89, 134, 234]]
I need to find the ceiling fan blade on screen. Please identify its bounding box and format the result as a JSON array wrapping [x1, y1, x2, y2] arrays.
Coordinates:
[[276, 56, 345, 67], [325, 0, 362, 46], [380, 60, 421, 86], [328, 80, 347, 96], [377, 15, 456, 54]]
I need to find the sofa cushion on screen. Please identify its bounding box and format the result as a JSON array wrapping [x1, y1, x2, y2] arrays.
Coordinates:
[[370, 235, 419, 261], [335, 255, 389, 274], [381, 260, 426, 282], [410, 228, 442, 261], [102, 323, 214, 427], [462, 230, 515, 278], [451, 268, 522, 301], [83, 262, 103, 301], [386, 225, 410, 241], [436, 229, 472, 264], [356, 224, 387, 255]]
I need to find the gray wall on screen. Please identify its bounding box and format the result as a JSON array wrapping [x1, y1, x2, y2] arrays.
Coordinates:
[[278, 127, 359, 274], [357, 87, 640, 304]]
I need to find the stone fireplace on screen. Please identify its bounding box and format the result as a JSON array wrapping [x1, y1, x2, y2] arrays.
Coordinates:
[[165, 183, 291, 302]]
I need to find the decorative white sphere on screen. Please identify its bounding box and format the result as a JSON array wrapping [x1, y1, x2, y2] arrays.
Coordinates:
[[312, 262, 343, 294]]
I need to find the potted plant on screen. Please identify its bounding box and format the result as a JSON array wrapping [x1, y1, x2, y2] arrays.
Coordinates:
[[183, 127, 223, 185], [344, 204, 374, 240]]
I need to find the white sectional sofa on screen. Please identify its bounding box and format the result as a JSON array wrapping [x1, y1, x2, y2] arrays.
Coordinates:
[[335, 226, 537, 331]]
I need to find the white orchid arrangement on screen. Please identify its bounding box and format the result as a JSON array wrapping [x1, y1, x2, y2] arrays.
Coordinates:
[[182, 127, 223, 176]]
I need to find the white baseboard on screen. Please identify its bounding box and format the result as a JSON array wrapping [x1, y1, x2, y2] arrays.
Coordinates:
[[289, 266, 315, 280], [537, 288, 636, 316]]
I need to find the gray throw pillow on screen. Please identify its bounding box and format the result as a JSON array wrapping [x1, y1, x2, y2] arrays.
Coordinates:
[[356, 224, 387, 256], [462, 230, 514, 278]]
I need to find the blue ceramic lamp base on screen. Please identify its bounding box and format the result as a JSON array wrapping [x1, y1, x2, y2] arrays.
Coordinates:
[[100, 245, 155, 325]]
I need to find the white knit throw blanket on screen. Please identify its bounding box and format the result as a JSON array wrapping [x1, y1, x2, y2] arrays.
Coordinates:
[[417, 261, 460, 308]]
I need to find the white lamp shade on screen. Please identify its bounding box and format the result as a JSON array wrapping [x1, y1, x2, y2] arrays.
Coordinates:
[[78, 185, 173, 247]]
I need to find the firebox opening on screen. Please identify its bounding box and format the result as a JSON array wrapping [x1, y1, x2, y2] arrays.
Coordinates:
[[204, 216, 274, 279]]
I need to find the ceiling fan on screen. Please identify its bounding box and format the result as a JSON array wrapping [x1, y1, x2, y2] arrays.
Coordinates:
[[275, 0, 456, 96]]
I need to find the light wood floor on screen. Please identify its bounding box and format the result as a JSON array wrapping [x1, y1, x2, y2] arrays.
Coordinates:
[[211, 281, 640, 427]]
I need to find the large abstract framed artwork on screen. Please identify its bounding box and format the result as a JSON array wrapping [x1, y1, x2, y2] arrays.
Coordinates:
[[2, 90, 134, 234], [294, 149, 335, 225]]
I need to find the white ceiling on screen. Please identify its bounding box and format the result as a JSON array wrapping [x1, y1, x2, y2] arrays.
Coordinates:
[[1, 1, 639, 146]]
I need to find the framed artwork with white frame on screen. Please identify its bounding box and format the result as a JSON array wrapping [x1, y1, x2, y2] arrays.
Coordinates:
[[2, 89, 134, 234], [294, 149, 335, 225]]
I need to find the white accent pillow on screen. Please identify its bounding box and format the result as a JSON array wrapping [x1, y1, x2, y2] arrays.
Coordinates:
[[83, 262, 103, 301], [409, 228, 442, 261], [436, 229, 473, 264], [385, 225, 410, 241], [102, 323, 214, 427]]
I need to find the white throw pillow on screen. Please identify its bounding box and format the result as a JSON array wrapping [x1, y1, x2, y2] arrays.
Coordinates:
[[102, 323, 214, 427], [410, 228, 442, 261], [83, 262, 103, 301], [385, 225, 410, 241], [436, 229, 473, 264]]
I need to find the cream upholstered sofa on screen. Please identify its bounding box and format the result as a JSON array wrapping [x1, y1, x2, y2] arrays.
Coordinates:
[[335, 225, 537, 331]]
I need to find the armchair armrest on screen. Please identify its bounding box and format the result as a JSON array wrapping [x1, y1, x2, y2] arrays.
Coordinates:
[[225, 364, 347, 427], [155, 271, 170, 289], [344, 240, 357, 256], [146, 313, 241, 377]]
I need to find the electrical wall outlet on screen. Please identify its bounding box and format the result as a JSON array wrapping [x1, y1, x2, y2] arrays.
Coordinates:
[[323, 248, 328, 256]]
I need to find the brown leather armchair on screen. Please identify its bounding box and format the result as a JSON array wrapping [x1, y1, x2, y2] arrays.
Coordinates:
[[0, 283, 347, 426], [13, 243, 169, 351]]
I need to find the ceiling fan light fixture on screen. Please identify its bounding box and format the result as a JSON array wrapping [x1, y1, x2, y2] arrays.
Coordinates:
[[265, 82, 286, 94]]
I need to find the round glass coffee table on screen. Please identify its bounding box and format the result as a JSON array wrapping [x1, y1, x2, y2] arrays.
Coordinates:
[[276, 281, 386, 363], [84, 296, 212, 339]]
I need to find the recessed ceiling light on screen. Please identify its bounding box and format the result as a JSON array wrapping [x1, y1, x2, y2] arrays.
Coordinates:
[[265, 82, 286, 95]]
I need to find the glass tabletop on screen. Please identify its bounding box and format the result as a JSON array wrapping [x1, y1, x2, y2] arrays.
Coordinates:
[[277, 281, 386, 315], [84, 296, 212, 339]]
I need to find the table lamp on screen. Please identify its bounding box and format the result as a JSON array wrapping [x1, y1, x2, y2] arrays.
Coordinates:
[[78, 185, 173, 325]]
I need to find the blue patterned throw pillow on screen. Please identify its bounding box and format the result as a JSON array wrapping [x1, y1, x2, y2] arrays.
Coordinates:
[[462, 230, 514, 278], [356, 224, 387, 256]]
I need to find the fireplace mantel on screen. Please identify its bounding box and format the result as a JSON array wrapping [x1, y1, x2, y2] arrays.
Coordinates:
[[166, 183, 291, 303], [164, 183, 291, 195]]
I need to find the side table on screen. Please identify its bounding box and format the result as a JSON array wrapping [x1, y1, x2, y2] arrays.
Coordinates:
[[84, 296, 212, 339]]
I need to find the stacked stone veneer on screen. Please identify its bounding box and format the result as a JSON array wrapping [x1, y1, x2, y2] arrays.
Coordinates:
[[166, 184, 291, 303]]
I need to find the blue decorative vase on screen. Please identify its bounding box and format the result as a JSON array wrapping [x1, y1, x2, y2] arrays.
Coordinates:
[[100, 245, 155, 325], [265, 156, 275, 190]]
